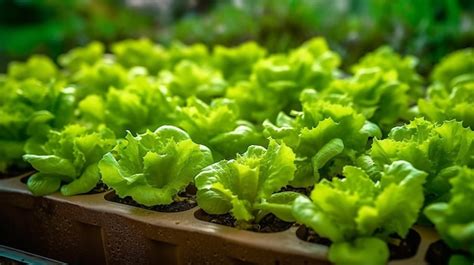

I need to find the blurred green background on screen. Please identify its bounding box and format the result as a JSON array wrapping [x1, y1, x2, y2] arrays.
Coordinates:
[[1, 0, 473, 74]]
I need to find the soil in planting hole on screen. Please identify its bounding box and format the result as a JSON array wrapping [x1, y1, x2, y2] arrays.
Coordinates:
[[279, 185, 312, 196], [425, 240, 471, 265], [295, 225, 331, 246], [387, 229, 421, 259], [296, 225, 421, 260], [106, 185, 197, 212], [0, 166, 33, 179], [194, 209, 293, 233], [85, 180, 109, 194]]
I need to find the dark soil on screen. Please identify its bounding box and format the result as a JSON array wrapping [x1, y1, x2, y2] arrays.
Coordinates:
[[193, 209, 293, 233], [296, 225, 422, 260], [279, 185, 312, 196], [295, 225, 331, 246], [0, 166, 33, 179], [425, 240, 452, 265], [425, 240, 471, 265], [108, 188, 197, 212], [85, 180, 109, 194], [388, 229, 421, 259]]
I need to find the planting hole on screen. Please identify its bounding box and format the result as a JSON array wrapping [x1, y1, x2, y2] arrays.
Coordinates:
[[295, 225, 332, 246], [388, 229, 421, 260], [194, 209, 293, 233], [104, 191, 197, 212]]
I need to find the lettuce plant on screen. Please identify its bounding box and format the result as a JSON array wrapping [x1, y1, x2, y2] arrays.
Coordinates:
[[176, 97, 265, 159], [425, 166, 474, 264], [419, 78, 474, 129], [293, 161, 427, 265], [431, 48, 474, 88], [159, 60, 227, 102], [7, 55, 59, 83], [24, 124, 115, 196], [264, 92, 381, 187], [99, 126, 213, 206], [351, 46, 424, 99], [226, 37, 340, 123], [212, 42, 266, 82], [321, 68, 413, 131], [79, 77, 179, 137], [58, 41, 105, 72], [112, 38, 168, 74], [195, 140, 298, 226], [0, 77, 75, 172], [369, 118, 473, 206]]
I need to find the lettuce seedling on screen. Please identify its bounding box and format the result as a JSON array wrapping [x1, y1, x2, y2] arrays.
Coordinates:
[[425, 166, 474, 264], [176, 97, 265, 159], [24, 124, 116, 196], [293, 161, 427, 265], [79, 76, 180, 137], [264, 92, 381, 187], [321, 68, 413, 131], [195, 140, 298, 227], [226, 37, 340, 123], [369, 118, 473, 206], [212, 42, 267, 83], [112, 38, 169, 74], [0, 72, 75, 172], [159, 60, 227, 102], [351, 46, 424, 99], [431, 48, 473, 88], [419, 78, 474, 129], [99, 126, 213, 206]]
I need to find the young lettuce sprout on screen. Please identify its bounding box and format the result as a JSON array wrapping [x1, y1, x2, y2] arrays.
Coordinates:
[[24, 124, 116, 196], [99, 125, 213, 206], [195, 139, 299, 228], [293, 161, 427, 265], [369, 118, 474, 207], [425, 166, 474, 264], [176, 97, 265, 160], [264, 92, 381, 187]]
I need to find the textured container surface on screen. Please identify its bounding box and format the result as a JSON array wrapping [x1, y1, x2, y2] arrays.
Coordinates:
[[0, 175, 439, 265]]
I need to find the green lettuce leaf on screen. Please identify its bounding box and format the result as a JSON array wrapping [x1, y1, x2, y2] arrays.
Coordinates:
[[195, 140, 297, 223], [425, 166, 474, 259], [23, 124, 115, 196], [99, 125, 213, 206], [370, 118, 473, 206], [292, 161, 427, 265], [176, 97, 265, 159], [264, 97, 381, 187]]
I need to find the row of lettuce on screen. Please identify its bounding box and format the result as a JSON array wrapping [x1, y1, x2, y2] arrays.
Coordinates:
[[0, 38, 472, 265]]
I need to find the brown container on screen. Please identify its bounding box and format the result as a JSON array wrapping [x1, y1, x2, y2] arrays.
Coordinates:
[[0, 174, 439, 265]]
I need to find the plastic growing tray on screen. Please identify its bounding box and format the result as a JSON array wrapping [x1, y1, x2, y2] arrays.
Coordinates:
[[0, 173, 439, 265]]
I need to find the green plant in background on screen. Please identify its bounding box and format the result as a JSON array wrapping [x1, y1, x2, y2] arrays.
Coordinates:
[[78, 76, 179, 137], [99, 126, 213, 206], [24, 124, 115, 196], [0, 56, 75, 173], [293, 161, 427, 265], [419, 49, 474, 129], [176, 97, 265, 160], [226, 38, 340, 123], [195, 140, 298, 227]]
